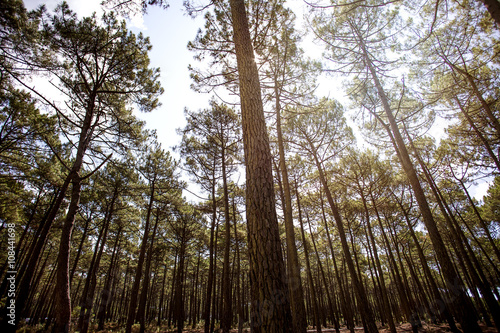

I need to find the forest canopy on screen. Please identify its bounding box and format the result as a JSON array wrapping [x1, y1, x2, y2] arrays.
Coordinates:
[[0, 0, 499, 333]]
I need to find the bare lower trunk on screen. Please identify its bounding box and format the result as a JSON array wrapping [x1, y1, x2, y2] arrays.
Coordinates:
[[229, 0, 292, 331], [54, 175, 82, 333]]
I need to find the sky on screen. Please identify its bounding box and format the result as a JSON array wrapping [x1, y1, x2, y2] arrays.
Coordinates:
[[22, 0, 490, 201]]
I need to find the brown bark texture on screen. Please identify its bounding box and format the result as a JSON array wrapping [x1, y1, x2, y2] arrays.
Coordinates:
[[229, 0, 293, 331]]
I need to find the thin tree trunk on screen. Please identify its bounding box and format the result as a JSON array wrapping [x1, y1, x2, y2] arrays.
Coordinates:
[[158, 262, 169, 327], [303, 146, 378, 333], [204, 170, 217, 333], [221, 143, 232, 333], [14, 181, 68, 327], [126, 177, 156, 333], [358, 26, 482, 331], [296, 199, 321, 333], [233, 196, 244, 333], [138, 207, 161, 333], [359, 190, 396, 333], [97, 226, 123, 330], [70, 214, 91, 283], [275, 83, 307, 333], [80, 190, 115, 333], [308, 206, 340, 333], [174, 229, 187, 333], [319, 192, 355, 333], [391, 190, 460, 332]]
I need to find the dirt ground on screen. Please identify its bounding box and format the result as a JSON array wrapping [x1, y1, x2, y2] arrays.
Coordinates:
[[301, 323, 499, 333], [215, 323, 499, 333]]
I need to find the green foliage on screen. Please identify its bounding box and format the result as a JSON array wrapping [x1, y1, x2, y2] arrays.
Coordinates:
[[177, 100, 241, 194], [483, 176, 500, 225]]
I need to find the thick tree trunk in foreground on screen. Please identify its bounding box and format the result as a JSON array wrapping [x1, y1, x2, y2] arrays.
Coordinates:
[[228, 0, 292, 331]]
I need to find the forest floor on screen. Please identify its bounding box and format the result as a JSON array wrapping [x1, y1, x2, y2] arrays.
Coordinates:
[[377, 322, 497, 332], [18, 322, 499, 332], [153, 322, 499, 333], [301, 323, 499, 333]]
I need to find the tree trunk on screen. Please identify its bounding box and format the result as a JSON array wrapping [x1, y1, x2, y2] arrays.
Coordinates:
[[296, 192, 321, 333], [305, 146, 378, 333], [221, 143, 232, 333], [174, 230, 187, 333], [77, 185, 117, 333], [97, 226, 123, 330], [14, 180, 69, 327], [275, 84, 307, 333], [319, 192, 355, 332], [228, 0, 292, 331], [54, 174, 82, 333], [308, 203, 340, 333], [158, 262, 168, 327], [233, 196, 244, 333], [138, 207, 161, 333], [126, 178, 156, 333], [204, 176, 217, 333], [359, 190, 397, 333], [70, 215, 91, 284]]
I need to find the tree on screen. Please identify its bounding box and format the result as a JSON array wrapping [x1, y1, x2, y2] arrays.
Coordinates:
[[312, 1, 482, 330], [229, 0, 293, 331], [338, 150, 397, 333], [169, 205, 203, 333], [21, 6, 163, 332], [287, 98, 379, 333], [178, 100, 241, 332], [262, 9, 319, 332], [126, 142, 180, 333]]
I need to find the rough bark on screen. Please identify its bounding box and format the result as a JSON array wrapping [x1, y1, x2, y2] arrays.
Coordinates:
[[54, 174, 82, 333], [228, 0, 292, 331]]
